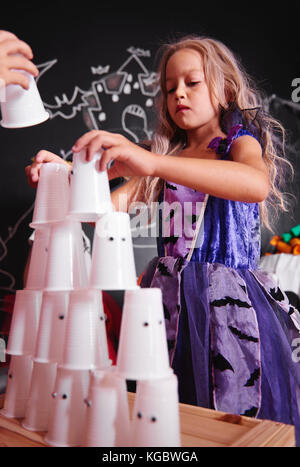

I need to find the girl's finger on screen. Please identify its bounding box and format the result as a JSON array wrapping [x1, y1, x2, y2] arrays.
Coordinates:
[[3, 39, 34, 59], [73, 130, 118, 156], [0, 31, 18, 43], [86, 135, 107, 161], [99, 147, 119, 172], [35, 150, 59, 163], [30, 163, 42, 182], [5, 70, 30, 89], [72, 130, 100, 153], [7, 54, 39, 76]]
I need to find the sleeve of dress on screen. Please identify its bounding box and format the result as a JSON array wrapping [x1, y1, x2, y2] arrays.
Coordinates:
[[207, 124, 262, 161]]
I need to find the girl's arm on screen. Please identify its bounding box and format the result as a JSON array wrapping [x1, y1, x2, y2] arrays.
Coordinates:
[[25, 149, 144, 212], [153, 135, 269, 203], [73, 131, 269, 204], [110, 176, 144, 212]]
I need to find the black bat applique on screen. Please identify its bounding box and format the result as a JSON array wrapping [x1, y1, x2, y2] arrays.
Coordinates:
[[163, 236, 179, 245], [241, 406, 259, 417], [165, 208, 178, 222], [228, 326, 259, 343], [269, 287, 285, 302], [166, 181, 177, 191], [210, 296, 251, 309], [185, 214, 198, 224], [213, 353, 234, 372], [289, 306, 295, 315], [163, 304, 170, 320], [157, 262, 172, 277], [167, 339, 175, 351], [244, 368, 260, 387]]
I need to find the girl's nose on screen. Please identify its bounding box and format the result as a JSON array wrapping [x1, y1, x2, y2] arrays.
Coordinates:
[[175, 86, 186, 100]]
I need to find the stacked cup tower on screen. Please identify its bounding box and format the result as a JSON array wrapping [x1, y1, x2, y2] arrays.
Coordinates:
[[1, 150, 181, 447]]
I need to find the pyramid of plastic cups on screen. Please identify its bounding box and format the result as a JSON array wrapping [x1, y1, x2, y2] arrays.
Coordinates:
[[89, 211, 138, 290], [83, 367, 131, 447], [0, 69, 49, 128], [6, 289, 43, 356], [0, 355, 33, 418], [30, 163, 70, 229], [131, 372, 181, 447], [68, 150, 113, 222], [44, 367, 90, 447], [116, 287, 172, 380], [61, 288, 111, 370], [22, 361, 57, 432], [33, 290, 70, 364]]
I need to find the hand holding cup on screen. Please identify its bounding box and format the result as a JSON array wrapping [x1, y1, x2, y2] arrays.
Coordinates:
[[25, 150, 72, 188], [0, 30, 39, 89]]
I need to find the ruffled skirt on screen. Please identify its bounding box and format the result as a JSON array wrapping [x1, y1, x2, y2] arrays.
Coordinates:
[[141, 257, 300, 444]]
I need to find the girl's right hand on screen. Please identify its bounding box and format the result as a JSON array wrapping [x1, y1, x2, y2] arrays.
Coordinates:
[[25, 150, 71, 188]]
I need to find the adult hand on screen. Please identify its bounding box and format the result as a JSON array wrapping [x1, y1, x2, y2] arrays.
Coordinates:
[[0, 30, 39, 89]]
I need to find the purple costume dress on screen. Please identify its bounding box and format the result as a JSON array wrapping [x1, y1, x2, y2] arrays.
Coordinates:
[[140, 120, 300, 443]]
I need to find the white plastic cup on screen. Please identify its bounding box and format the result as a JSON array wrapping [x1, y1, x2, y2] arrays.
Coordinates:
[[103, 367, 131, 447], [34, 291, 70, 364], [44, 219, 88, 291], [30, 163, 70, 228], [44, 367, 90, 447], [83, 367, 131, 447], [61, 289, 111, 370], [25, 227, 51, 289], [68, 150, 113, 222], [0, 70, 49, 128], [131, 372, 181, 447], [0, 355, 33, 418], [116, 288, 172, 380], [83, 369, 117, 447], [22, 361, 57, 432], [90, 212, 138, 290], [6, 289, 43, 356]]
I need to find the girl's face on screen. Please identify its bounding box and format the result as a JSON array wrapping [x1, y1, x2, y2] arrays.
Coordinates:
[[165, 48, 219, 133]]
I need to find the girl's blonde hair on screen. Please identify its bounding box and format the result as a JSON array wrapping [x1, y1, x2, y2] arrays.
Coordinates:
[[133, 35, 293, 231]]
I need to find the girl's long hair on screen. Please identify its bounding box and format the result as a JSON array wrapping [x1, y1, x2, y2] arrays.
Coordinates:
[[132, 35, 293, 230]]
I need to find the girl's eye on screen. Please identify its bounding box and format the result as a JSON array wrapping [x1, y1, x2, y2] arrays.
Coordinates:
[[188, 81, 200, 87], [167, 88, 175, 94]]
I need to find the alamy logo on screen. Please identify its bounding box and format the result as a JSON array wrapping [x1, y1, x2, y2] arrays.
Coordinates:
[[0, 337, 6, 362], [291, 78, 300, 103]]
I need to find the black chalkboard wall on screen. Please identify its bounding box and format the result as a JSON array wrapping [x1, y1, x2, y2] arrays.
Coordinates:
[[0, 2, 299, 301]]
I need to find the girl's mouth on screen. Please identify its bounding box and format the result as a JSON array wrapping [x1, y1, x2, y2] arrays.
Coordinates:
[[176, 105, 189, 113]]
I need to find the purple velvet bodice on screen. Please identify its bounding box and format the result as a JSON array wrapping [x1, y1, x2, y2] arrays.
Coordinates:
[[157, 125, 261, 269]]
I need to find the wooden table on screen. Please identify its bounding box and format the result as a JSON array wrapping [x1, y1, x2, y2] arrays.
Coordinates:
[[0, 393, 295, 447]]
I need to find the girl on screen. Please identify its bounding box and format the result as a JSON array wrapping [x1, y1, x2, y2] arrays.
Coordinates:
[[27, 36, 300, 441]]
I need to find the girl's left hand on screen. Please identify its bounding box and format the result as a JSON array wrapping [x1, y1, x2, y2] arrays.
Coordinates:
[[72, 130, 158, 180]]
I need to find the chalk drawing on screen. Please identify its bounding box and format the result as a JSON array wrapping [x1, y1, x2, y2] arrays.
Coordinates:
[[1, 47, 299, 296]]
